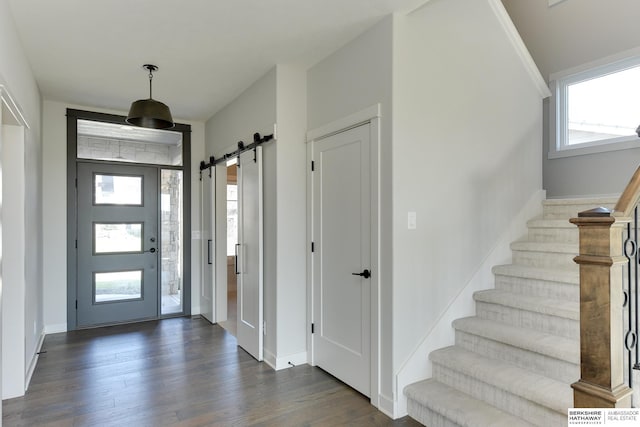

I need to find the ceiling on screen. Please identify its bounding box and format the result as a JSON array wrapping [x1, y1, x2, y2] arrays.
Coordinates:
[[7, 0, 427, 122]]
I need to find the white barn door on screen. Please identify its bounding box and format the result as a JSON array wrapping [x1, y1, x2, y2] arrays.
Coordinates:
[[236, 147, 264, 361], [200, 165, 215, 323]]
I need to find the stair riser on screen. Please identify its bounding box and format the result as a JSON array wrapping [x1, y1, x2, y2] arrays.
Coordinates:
[[475, 301, 578, 339], [455, 330, 579, 384], [406, 403, 460, 427], [512, 250, 577, 270], [543, 202, 616, 220], [432, 364, 567, 427], [528, 228, 578, 244], [494, 275, 578, 300]]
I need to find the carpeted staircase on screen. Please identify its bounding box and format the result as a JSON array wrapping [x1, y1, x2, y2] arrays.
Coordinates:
[[404, 197, 618, 427]]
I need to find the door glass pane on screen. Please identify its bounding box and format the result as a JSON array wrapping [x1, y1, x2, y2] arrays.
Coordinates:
[[161, 169, 183, 314], [94, 270, 142, 303], [94, 174, 143, 205], [94, 223, 142, 254]]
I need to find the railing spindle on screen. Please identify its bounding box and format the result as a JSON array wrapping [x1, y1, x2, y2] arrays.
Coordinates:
[[635, 206, 640, 374]]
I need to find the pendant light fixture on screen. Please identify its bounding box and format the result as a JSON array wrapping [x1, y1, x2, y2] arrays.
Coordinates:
[[126, 64, 174, 129]]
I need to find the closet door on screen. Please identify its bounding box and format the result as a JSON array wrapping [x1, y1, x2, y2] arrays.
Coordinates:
[[236, 147, 263, 361]]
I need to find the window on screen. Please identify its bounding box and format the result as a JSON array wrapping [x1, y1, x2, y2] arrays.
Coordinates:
[[551, 56, 640, 158]]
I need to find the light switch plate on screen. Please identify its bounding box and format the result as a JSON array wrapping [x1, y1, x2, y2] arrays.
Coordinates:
[[408, 212, 417, 230]]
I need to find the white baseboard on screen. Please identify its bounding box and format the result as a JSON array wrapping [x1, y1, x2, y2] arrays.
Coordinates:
[[264, 349, 277, 369], [44, 323, 67, 334], [264, 349, 308, 371], [378, 393, 396, 419], [25, 330, 46, 392]]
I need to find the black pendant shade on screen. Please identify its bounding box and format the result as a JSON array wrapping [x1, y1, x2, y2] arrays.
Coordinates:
[[127, 98, 174, 129], [126, 64, 174, 130]]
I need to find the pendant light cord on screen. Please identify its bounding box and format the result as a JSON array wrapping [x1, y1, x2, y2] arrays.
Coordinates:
[[148, 68, 153, 99]]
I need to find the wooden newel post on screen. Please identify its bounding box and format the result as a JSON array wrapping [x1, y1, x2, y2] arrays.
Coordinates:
[[570, 207, 633, 408]]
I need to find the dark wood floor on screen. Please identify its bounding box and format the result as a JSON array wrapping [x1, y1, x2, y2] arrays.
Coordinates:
[[3, 317, 422, 427]]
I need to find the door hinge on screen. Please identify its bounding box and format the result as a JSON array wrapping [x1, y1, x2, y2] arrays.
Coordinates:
[[311, 160, 315, 171], [311, 242, 315, 253], [75, 178, 78, 188], [75, 300, 78, 310], [75, 239, 78, 249], [311, 323, 315, 334]]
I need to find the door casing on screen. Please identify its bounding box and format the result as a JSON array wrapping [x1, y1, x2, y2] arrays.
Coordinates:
[[307, 104, 381, 408], [66, 109, 192, 330]]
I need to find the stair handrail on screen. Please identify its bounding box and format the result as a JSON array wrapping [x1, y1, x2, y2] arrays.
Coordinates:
[[614, 165, 640, 218], [570, 166, 640, 408]]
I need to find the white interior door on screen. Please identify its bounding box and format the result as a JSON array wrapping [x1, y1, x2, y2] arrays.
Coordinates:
[[200, 166, 215, 323], [236, 147, 263, 361], [312, 123, 371, 397]]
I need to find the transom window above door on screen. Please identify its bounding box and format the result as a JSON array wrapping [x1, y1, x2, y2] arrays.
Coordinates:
[[77, 119, 183, 166]]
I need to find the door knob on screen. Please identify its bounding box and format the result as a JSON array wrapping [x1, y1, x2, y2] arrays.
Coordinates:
[[352, 269, 371, 279]]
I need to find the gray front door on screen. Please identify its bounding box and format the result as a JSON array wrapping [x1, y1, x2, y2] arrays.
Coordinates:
[[77, 162, 159, 327]]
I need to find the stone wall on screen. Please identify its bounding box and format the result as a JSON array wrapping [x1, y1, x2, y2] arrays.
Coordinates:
[[78, 136, 182, 165]]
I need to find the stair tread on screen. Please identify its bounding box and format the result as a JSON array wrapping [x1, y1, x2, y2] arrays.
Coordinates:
[[511, 240, 577, 253], [474, 289, 578, 319], [430, 346, 572, 414], [405, 378, 535, 427], [453, 316, 579, 364], [492, 264, 578, 284]]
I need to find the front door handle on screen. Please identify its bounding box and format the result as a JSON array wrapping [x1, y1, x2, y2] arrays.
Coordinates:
[[352, 269, 371, 279], [145, 248, 156, 253]]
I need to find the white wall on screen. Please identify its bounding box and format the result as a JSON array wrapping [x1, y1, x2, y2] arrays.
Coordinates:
[[502, 0, 640, 198], [1, 124, 25, 399], [307, 14, 395, 406], [0, 0, 43, 404], [205, 65, 308, 368], [41, 99, 205, 331], [0, 101, 3, 418], [41, 100, 67, 332], [392, 0, 545, 416], [0, 107, 2, 417], [274, 65, 307, 364]]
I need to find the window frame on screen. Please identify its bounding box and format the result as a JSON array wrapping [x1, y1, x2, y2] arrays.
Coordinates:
[[549, 54, 640, 159]]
